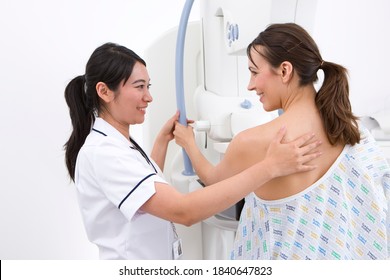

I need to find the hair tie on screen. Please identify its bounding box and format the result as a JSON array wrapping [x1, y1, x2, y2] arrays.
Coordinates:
[[82, 74, 88, 93]]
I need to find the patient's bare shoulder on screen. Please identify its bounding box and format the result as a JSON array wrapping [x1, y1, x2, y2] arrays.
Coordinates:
[[225, 120, 282, 168]]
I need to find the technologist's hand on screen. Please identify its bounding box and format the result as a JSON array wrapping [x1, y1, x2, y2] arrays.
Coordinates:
[[264, 125, 322, 178], [173, 120, 195, 151], [157, 111, 181, 143]]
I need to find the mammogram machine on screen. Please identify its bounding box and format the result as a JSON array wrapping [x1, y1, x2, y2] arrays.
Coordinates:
[[144, 0, 390, 259]]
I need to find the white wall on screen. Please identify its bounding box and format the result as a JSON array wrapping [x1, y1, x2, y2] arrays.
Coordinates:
[[308, 0, 390, 117], [0, 0, 199, 259]]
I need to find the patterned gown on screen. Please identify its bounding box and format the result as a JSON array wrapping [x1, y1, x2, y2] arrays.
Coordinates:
[[231, 127, 390, 260]]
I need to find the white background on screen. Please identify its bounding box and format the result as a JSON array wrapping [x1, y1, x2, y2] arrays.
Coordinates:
[[0, 0, 199, 259]]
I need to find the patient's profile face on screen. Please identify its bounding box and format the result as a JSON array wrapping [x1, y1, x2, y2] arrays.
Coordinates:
[[247, 46, 286, 112]]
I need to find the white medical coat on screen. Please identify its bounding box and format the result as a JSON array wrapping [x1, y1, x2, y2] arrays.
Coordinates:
[[75, 118, 175, 259]]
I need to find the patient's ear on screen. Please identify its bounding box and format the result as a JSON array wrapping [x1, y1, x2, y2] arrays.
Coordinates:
[[96, 82, 114, 103], [280, 61, 293, 83]]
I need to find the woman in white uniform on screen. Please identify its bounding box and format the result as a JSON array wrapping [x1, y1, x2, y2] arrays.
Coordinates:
[[64, 42, 322, 260]]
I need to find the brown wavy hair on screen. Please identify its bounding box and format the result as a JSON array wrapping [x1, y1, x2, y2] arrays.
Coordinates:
[[247, 23, 360, 146]]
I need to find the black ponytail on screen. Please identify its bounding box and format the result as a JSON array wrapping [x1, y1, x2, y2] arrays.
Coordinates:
[[64, 75, 95, 181]]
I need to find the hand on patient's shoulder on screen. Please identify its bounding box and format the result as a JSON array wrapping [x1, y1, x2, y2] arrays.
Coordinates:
[[265, 125, 322, 178]]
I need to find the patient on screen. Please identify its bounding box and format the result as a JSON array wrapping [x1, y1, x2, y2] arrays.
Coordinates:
[[174, 23, 390, 260]]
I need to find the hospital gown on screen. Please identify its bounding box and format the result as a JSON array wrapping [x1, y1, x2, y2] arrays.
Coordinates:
[[231, 127, 390, 260]]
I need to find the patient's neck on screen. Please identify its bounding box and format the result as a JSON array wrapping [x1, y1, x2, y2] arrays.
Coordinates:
[[282, 84, 316, 113]]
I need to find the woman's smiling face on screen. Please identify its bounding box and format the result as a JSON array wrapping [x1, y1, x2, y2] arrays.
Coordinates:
[[247, 46, 285, 112], [111, 61, 153, 126]]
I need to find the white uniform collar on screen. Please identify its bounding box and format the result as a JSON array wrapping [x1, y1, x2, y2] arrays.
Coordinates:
[[92, 118, 132, 147]]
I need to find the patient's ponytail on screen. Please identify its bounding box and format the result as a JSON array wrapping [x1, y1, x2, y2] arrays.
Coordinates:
[[248, 23, 360, 146], [316, 61, 360, 145]]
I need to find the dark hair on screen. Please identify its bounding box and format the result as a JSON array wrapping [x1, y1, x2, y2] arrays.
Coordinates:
[[64, 43, 146, 181], [247, 23, 360, 146]]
